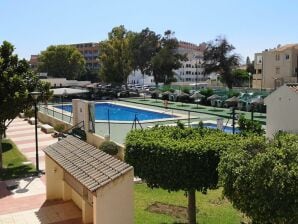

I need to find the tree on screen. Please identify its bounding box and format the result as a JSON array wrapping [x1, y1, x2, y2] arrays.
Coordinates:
[[125, 125, 237, 224], [78, 68, 100, 83], [150, 30, 186, 86], [129, 28, 160, 80], [219, 133, 298, 224], [203, 37, 240, 89], [38, 45, 85, 80], [0, 41, 52, 169], [246, 56, 255, 74], [99, 25, 133, 86], [231, 69, 249, 87], [238, 114, 265, 136]]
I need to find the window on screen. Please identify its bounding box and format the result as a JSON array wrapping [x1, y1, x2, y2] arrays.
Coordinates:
[[276, 67, 280, 74], [257, 69, 262, 74], [285, 54, 290, 60], [276, 54, 280, 61]]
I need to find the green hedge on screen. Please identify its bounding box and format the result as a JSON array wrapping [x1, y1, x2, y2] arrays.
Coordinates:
[[219, 133, 298, 223], [125, 126, 238, 193]]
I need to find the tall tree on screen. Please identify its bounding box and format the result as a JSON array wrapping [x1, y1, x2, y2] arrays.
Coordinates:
[[129, 28, 160, 81], [150, 30, 186, 86], [246, 56, 255, 74], [203, 37, 240, 89], [38, 45, 85, 80], [99, 25, 133, 85], [0, 41, 52, 169]]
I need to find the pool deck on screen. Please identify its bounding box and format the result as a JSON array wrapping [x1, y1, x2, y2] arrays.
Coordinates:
[[39, 99, 264, 144]]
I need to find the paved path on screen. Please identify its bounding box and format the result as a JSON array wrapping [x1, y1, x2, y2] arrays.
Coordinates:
[[6, 117, 58, 171], [0, 118, 82, 223]]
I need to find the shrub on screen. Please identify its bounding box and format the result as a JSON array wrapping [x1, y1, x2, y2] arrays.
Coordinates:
[[99, 141, 119, 156], [24, 108, 34, 118], [181, 87, 190, 94], [219, 133, 298, 224], [238, 114, 265, 136], [54, 124, 65, 133]]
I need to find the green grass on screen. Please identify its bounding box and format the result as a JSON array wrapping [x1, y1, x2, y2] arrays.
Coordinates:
[[135, 183, 244, 224], [0, 139, 35, 180]]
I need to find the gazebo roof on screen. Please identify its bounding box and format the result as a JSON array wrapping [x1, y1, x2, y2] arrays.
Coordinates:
[[52, 88, 89, 96], [44, 136, 133, 192]]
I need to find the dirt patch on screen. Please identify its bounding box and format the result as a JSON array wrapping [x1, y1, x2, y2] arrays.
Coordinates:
[[147, 202, 188, 222]]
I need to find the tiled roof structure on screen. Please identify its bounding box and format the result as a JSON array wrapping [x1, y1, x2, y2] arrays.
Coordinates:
[[44, 136, 133, 192]]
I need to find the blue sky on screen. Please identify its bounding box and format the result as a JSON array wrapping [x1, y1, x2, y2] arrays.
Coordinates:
[[1, 0, 297, 62]]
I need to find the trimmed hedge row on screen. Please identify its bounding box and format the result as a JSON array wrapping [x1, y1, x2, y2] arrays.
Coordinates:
[[219, 132, 298, 223], [125, 126, 238, 193]]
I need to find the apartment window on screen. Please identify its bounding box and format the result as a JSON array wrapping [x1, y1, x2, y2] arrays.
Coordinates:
[[276, 67, 280, 74], [276, 54, 280, 61], [257, 69, 262, 74], [285, 54, 290, 60]]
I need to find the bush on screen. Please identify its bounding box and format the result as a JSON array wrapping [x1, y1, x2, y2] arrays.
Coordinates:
[[99, 141, 120, 156], [219, 133, 298, 224], [181, 87, 190, 94], [24, 108, 34, 118], [238, 114, 265, 136], [54, 124, 65, 133], [227, 89, 240, 98]]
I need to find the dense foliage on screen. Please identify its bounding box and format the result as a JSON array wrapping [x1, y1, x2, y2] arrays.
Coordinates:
[[99, 26, 133, 85], [38, 45, 85, 79], [238, 114, 265, 136], [125, 126, 238, 223], [0, 41, 52, 169], [219, 133, 298, 224], [203, 37, 240, 89], [99, 141, 119, 156]]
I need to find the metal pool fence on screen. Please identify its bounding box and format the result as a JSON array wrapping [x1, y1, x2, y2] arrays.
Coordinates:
[[38, 104, 204, 144]]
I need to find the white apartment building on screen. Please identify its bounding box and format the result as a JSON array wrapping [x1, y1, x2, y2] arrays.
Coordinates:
[[174, 41, 207, 82], [253, 44, 298, 90], [127, 41, 207, 85]]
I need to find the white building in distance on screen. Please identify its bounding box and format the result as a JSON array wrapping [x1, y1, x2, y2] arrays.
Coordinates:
[[127, 41, 208, 86]]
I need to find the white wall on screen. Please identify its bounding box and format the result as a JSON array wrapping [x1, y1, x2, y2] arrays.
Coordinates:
[[265, 85, 298, 137], [127, 70, 154, 85], [93, 170, 134, 224]]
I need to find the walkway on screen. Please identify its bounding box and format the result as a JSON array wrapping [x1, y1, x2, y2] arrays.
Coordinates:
[[0, 117, 82, 223], [6, 117, 58, 171]]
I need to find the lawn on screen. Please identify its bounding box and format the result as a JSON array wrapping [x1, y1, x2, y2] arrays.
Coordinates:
[[134, 183, 245, 224], [0, 139, 35, 180]]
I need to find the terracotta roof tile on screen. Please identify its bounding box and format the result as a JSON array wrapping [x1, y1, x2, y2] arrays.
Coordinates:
[[44, 136, 133, 192]]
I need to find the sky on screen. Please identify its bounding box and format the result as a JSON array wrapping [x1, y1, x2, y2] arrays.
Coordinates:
[[1, 0, 298, 62]]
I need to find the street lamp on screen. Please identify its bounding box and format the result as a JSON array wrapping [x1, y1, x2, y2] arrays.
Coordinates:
[[195, 56, 201, 90], [248, 72, 251, 89], [30, 91, 41, 174]]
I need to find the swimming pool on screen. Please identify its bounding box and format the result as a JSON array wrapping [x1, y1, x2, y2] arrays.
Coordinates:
[[203, 123, 240, 134], [55, 103, 176, 121]]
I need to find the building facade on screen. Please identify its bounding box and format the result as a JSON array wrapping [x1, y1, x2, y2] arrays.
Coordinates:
[[70, 42, 100, 71], [127, 41, 207, 85], [253, 44, 298, 90], [174, 41, 207, 82], [29, 42, 100, 72]]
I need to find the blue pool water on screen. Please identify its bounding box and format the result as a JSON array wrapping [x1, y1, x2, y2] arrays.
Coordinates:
[[203, 123, 240, 134], [55, 103, 175, 121]]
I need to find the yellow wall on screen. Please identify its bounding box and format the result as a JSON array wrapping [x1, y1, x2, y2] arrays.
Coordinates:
[[45, 156, 63, 200], [94, 170, 134, 224]]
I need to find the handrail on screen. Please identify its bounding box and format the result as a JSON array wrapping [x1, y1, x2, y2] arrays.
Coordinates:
[[64, 120, 84, 134]]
